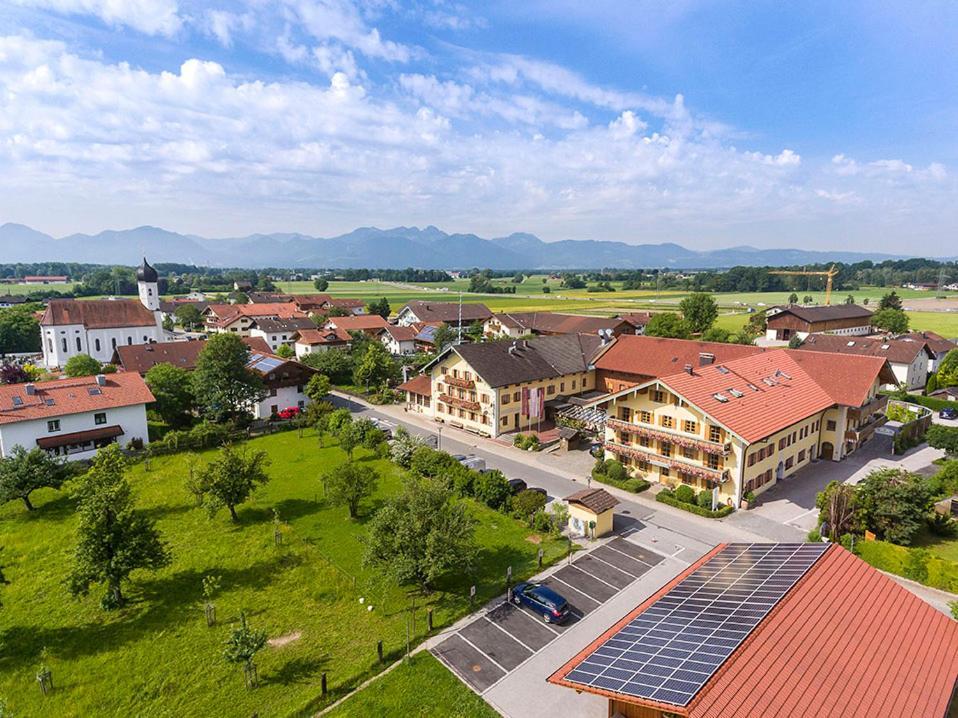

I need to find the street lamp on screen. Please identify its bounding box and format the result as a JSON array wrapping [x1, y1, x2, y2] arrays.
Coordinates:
[[437, 425, 443, 452]]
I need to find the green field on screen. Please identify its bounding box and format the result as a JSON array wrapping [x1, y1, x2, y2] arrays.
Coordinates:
[[0, 430, 566, 717], [326, 653, 496, 718], [0, 282, 79, 295]]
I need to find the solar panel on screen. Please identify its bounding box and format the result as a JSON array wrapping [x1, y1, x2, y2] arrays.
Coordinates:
[[253, 357, 282, 372], [562, 543, 828, 707]]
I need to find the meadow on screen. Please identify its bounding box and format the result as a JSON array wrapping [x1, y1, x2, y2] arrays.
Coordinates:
[[0, 430, 567, 717]]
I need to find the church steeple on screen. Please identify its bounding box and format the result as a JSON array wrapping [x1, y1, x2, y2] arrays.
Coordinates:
[[136, 257, 158, 283], [137, 257, 160, 311]]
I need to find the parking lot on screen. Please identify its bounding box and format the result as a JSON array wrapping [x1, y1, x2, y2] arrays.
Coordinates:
[[432, 537, 664, 694]]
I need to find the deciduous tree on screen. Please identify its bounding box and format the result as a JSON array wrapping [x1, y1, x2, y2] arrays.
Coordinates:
[[145, 363, 195, 428], [871, 308, 909, 333], [323, 461, 379, 518], [856, 468, 931, 545], [0, 446, 74, 511], [678, 292, 718, 334], [192, 334, 266, 422], [195, 445, 271, 522], [353, 341, 398, 390], [878, 291, 903, 311], [304, 373, 331, 403], [173, 304, 203, 330], [313, 277, 329, 292], [63, 354, 103, 377], [644, 313, 691, 339]]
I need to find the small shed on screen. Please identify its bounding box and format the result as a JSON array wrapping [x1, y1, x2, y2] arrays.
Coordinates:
[[564, 488, 619, 539]]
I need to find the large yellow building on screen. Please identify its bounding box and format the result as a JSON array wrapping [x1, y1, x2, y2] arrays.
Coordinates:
[[597, 349, 895, 508]]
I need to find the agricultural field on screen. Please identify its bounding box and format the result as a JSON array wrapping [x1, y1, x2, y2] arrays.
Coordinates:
[[0, 282, 79, 295], [0, 430, 567, 717]]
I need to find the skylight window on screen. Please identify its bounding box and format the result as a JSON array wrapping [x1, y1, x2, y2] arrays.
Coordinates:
[[762, 377, 776, 386], [746, 383, 759, 391], [12, 396, 22, 407], [716, 366, 730, 374], [846, 341, 856, 346], [713, 393, 729, 403], [728, 388, 745, 398], [88, 387, 102, 396], [44, 398, 55, 406]]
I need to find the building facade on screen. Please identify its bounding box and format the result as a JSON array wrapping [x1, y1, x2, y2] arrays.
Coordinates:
[[765, 304, 873, 341]]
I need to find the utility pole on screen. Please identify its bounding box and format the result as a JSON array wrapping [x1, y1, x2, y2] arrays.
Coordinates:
[[457, 291, 463, 344]]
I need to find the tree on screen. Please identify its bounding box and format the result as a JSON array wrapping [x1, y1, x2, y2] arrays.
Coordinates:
[[304, 373, 331, 403], [0, 304, 41, 353], [195, 446, 271, 522], [871, 308, 909, 333], [802, 295, 813, 305], [389, 426, 425, 468], [856, 468, 931, 545], [644, 313, 691, 339], [814, 481, 860, 540], [366, 297, 391, 319], [313, 277, 329, 292], [678, 293, 718, 334], [700, 328, 730, 343], [935, 348, 958, 387], [224, 612, 268, 688], [542, 286, 551, 294], [192, 334, 266, 422], [465, 320, 484, 342], [353, 342, 397, 390], [927, 425, 958, 456], [68, 445, 171, 608], [512, 489, 547, 520], [512, 272, 525, 284], [335, 420, 364, 459], [788, 292, 799, 304], [173, 304, 203, 330], [879, 291, 903, 311], [64, 353, 103, 377], [0, 363, 29, 385], [788, 335, 803, 349], [432, 324, 456, 352], [323, 462, 379, 518], [473, 469, 511, 510], [844, 294, 856, 305], [0, 446, 74, 511], [364, 477, 477, 590], [301, 349, 352, 384], [145, 363, 195, 428], [926, 373, 938, 394], [274, 343, 295, 359]]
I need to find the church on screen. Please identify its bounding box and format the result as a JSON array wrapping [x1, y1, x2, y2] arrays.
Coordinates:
[[39, 258, 168, 369]]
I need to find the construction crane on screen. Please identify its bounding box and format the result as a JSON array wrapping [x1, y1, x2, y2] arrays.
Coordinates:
[[768, 265, 840, 305]]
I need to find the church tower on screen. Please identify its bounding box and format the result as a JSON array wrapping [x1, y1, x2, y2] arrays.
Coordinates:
[[137, 257, 160, 311]]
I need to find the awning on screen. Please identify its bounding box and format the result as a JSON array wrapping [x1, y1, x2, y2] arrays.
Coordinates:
[[36, 425, 124, 449]]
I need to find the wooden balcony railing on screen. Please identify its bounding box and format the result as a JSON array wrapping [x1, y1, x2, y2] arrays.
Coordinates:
[[443, 375, 476, 390], [847, 395, 888, 422], [604, 441, 730, 484], [438, 394, 481, 412], [606, 417, 731, 456]]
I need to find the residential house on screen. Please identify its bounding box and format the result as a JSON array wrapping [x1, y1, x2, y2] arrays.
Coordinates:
[[23, 275, 69, 284], [293, 328, 351, 358], [111, 337, 271, 374], [324, 314, 389, 336], [248, 316, 317, 351], [413, 323, 441, 352], [232, 280, 253, 291], [898, 330, 957, 373], [549, 543, 958, 718], [0, 372, 153, 460], [378, 324, 419, 355], [395, 300, 492, 328], [246, 291, 292, 304], [158, 297, 210, 324], [797, 333, 930, 389], [593, 336, 766, 394], [615, 312, 652, 334], [0, 295, 28, 308], [420, 334, 604, 437], [245, 350, 318, 419], [764, 303, 873, 341], [289, 294, 366, 317], [203, 302, 307, 336], [398, 373, 431, 415], [483, 312, 632, 339], [597, 348, 895, 506]]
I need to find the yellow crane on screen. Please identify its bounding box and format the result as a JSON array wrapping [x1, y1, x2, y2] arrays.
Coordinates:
[[768, 265, 840, 305]]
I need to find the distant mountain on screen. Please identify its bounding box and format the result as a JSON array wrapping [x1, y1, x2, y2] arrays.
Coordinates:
[[0, 222, 926, 269]]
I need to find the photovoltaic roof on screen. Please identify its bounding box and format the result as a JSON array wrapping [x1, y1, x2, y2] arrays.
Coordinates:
[[561, 542, 828, 707]]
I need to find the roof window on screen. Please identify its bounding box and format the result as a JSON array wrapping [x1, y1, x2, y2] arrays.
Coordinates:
[[728, 388, 745, 398], [712, 393, 729, 403]]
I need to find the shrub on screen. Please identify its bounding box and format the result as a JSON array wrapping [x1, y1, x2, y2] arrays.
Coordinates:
[[474, 470, 511, 510], [927, 512, 958, 537], [743, 490, 756, 504], [806, 528, 822, 543], [590, 458, 650, 493], [512, 489, 547, 519], [927, 425, 958, 456], [604, 460, 627, 482], [673, 485, 696, 504], [656, 490, 734, 518], [512, 433, 541, 451], [696, 490, 712, 508], [532, 510, 552, 533]]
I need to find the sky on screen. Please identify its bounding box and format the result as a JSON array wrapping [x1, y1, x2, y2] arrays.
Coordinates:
[[0, 0, 956, 253]]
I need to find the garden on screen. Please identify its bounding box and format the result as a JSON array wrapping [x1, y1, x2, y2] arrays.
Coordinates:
[[0, 420, 570, 717]]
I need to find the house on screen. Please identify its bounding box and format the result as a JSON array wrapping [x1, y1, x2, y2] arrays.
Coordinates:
[[593, 336, 766, 394], [378, 324, 419, 355], [413, 323, 442, 352], [764, 303, 873, 341], [232, 280, 253, 291], [111, 337, 271, 374], [616, 312, 652, 334], [245, 349, 318, 419], [246, 291, 292, 304], [203, 302, 307, 335], [549, 543, 958, 718], [0, 295, 28, 308], [898, 330, 957, 373], [564, 487, 618, 538], [398, 373, 431, 415], [288, 294, 366, 317], [23, 275, 69, 284], [293, 328, 351, 358], [395, 300, 492, 328], [39, 259, 166, 369], [158, 298, 211, 323], [419, 334, 605, 437], [596, 349, 896, 507], [0, 372, 153, 460], [483, 312, 632, 339], [797, 334, 931, 389], [930, 386, 958, 402], [323, 314, 389, 336], [248, 316, 317, 351]]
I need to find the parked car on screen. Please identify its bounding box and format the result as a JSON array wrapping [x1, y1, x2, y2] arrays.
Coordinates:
[[450, 454, 467, 461], [456, 455, 486, 471], [424, 434, 439, 448], [507, 478, 528, 494], [276, 406, 301, 420], [512, 582, 571, 624], [940, 407, 958, 420], [368, 417, 396, 439]]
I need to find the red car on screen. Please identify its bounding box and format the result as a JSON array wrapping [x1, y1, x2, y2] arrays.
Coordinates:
[[276, 406, 301, 420]]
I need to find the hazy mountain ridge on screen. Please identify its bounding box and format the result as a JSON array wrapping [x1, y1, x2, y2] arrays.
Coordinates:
[[0, 222, 922, 269]]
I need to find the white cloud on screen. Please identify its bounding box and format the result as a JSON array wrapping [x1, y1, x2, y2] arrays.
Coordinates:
[[12, 0, 182, 36]]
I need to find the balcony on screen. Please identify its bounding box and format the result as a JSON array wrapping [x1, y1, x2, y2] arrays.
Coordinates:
[[443, 375, 476, 390], [606, 417, 731, 456], [438, 393, 480, 412], [847, 395, 888, 422], [604, 441, 730, 484], [845, 415, 888, 443]]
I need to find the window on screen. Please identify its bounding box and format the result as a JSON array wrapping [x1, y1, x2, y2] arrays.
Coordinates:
[[660, 467, 670, 478], [501, 416, 508, 426], [111, 338, 117, 349], [682, 420, 697, 434], [560, 382, 565, 392], [75, 336, 82, 351], [785, 456, 794, 469], [94, 412, 106, 425], [47, 420, 60, 432], [513, 391, 520, 401], [546, 385, 555, 395], [827, 420, 836, 431], [661, 415, 674, 429], [127, 337, 133, 345], [94, 338, 101, 352], [269, 388, 277, 397], [47, 338, 53, 352], [748, 454, 756, 467], [452, 369, 459, 378], [661, 442, 672, 457], [619, 407, 631, 422], [798, 449, 806, 463], [639, 410, 652, 424], [652, 390, 666, 403], [778, 438, 786, 450], [639, 436, 650, 448], [61, 337, 67, 352], [464, 371, 471, 381], [572, 380, 577, 390], [683, 446, 697, 460], [438, 404, 445, 413], [709, 426, 722, 443], [501, 393, 510, 404], [481, 394, 489, 404], [706, 454, 721, 470]]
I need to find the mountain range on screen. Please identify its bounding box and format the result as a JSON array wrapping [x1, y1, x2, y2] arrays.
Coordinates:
[[0, 223, 926, 270]]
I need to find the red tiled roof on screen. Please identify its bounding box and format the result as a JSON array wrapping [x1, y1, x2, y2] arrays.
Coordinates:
[[899, 330, 957, 355], [617, 312, 652, 327], [0, 373, 155, 425], [787, 349, 897, 406], [398, 374, 431, 396], [40, 299, 158, 329], [491, 311, 628, 335], [798, 333, 933, 365], [550, 544, 958, 718], [595, 335, 765, 378], [399, 300, 492, 323], [112, 337, 270, 374], [565, 487, 619, 514], [380, 324, 419, 341], [294, 327, 351, 345], [326, 315, 389, 332]]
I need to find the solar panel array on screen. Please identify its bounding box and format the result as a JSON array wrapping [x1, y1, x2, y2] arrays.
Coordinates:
[[563, 542, 828, 707], [252, 357, 283, 372]]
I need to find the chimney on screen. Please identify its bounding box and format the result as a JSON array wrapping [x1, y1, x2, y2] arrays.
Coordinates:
[[699, 352, 715, 366], [95, 374, 107, 386], [25, 383, 36, 396], [684, 364, 693, 375]]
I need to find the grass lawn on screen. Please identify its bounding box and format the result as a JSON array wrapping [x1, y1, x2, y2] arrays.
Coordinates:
[[0, 282, 80, 296], [0, 430, 567, 717], [326, 653, 497, 718]]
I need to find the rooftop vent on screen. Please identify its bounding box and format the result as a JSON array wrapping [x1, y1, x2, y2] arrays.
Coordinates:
[[699, 352, 715, 366], [762, 377, 776, 386], [774, 370, 792, 380], [95, 374, 107, 386], [746, 383, 759, 391], [684, 363, 693, 375], [25, 383, 36, 396]]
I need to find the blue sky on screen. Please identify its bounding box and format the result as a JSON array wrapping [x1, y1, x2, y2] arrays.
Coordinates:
[[0, 0, 955, 253]]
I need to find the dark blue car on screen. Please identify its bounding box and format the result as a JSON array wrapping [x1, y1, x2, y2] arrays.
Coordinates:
[[512, 582, 571, 624]]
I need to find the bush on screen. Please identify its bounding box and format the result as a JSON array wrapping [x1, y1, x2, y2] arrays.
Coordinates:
[[743, 490, 756, 504], [696, 490, 712, 508], [656, 490, 734, 518], [673, 485, 696, 504], [927, 425, 958, 456], [512, 489, 547, 519], [856, 540, 958, 593], [512, 434, 541, 451], [473, 470, 511, 510], [590, 458, 650, 493], [532, 510, 552, 533], [806, 528, 822, 542], [928, 512, 958, 537], [604, 460, 627, 482]]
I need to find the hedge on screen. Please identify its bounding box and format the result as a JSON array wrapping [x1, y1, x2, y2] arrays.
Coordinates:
[[856, 539, 958, 593], [656, 489, 735, 518], [882, 391, 954, 412], [592, 474, 651, 494]]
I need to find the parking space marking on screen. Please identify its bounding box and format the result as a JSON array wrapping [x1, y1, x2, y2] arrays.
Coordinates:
[[456, 631, 510, 674], [486, 603, 558, 647], [485, 614, 537, 653], [606, 537, 665, 567], [589, 545, 653, 577], [540, 576, 600, 615], [460, 618, 533, 671], [572, 554, 635, 589], [553, 565, 618, 602], [433, 634, 506, 693]]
